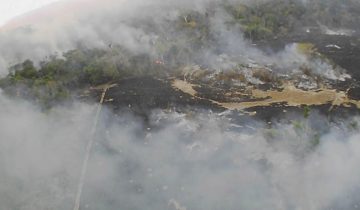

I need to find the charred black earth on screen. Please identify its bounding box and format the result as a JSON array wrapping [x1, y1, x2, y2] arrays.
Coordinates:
[[87, 33, 360, 123]]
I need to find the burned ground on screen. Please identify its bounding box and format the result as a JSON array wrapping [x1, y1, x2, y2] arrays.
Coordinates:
[[85, 33, 360, 123], [100, 77, 224, 117]]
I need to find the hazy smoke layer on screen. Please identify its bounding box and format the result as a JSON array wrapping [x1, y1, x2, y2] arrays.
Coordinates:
[[0, 91, 360, 210], [0, 1, 360, 209], [0, 0, 355, 79]]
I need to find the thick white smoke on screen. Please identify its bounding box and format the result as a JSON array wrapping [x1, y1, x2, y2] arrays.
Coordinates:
[[0, 0, 351, 80], [0, 91, 360, 210], [0, 1, 359, 209]]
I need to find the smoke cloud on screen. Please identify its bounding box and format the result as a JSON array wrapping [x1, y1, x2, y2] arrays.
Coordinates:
[[1, 1, 360, 209], [0, 91, 360, 209], [0, 0, 355, 79]]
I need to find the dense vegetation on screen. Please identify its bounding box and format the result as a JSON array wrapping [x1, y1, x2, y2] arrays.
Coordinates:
[[226, 0, 305, 40], [0, 48, 168, 107], [226, 0, 360, 40]]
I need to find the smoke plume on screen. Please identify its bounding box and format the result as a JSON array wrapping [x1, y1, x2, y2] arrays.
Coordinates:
[[0, 1, 360, 209], [0, 91, 360, 209], [0, 0, 357, 79]]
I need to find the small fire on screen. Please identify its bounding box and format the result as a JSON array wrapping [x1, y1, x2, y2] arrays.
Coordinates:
[[154, 60, 165, 65]]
